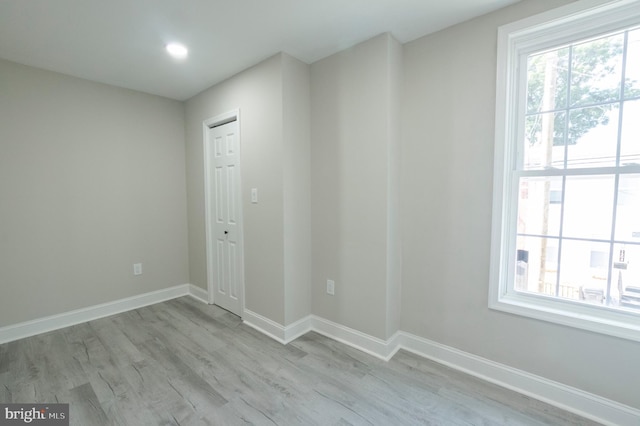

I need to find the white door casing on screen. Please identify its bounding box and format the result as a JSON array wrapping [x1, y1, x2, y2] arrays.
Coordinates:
[[204, 111, 244, 316]]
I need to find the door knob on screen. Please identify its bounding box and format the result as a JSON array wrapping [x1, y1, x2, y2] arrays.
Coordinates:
[[224, 230, 228, 234]]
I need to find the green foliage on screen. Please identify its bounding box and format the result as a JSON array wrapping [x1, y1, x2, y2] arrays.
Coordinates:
[[525, 35, 624, 146]]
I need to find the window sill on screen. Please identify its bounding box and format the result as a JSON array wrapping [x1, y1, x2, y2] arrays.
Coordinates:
[[489, 292, 640, 342]]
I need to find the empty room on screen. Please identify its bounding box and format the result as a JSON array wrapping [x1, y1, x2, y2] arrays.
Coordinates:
[[1, 0, 639, 424]]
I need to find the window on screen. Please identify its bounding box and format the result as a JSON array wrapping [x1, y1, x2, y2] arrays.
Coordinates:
[[490, 0, 640, 341]]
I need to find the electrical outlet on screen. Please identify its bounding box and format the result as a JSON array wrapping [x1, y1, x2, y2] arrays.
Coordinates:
[[326, 279, 335, 296], [133, 263, 143, 276]]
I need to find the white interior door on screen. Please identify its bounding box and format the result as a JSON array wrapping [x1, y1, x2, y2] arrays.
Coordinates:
[[205, 118, 243, 316]]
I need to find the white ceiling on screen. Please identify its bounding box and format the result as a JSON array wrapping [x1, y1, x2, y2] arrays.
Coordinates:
[[0, 0, 520, 101]]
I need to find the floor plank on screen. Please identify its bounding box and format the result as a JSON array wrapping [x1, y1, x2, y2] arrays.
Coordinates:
[[0, 297, 600, 425]]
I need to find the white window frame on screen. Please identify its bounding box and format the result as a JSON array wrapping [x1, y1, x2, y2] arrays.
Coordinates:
[[490, 0, 640, 342]]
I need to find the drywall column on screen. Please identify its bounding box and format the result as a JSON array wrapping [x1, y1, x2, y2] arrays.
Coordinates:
[[282, 54, 312, 326], [311, 34, 401, 340], [386, 36, 403, 339]]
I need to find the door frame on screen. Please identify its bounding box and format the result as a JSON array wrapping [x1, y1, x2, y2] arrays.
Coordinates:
[[202, 109, 245, 317]]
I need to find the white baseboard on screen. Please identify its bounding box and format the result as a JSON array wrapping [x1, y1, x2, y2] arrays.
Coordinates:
[[242, 312, 313, 344], [397, 332, 640, 426], [283, 315, 313, 343], [239, 309, 640, 426], [0, 283, 200, 344], [310, 315, 401, 361], [187, 284, 209, 304], [242, 309, 289, 344]]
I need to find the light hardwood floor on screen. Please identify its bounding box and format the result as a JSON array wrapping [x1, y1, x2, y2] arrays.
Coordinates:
[[0, 296, 599, 425]]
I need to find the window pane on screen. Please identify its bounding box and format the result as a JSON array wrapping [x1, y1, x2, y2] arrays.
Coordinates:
[[559, 240, 610, 304], [620, 100, 640, 166], [515, 236, 558, 295], [611, 244, 640, 310], [570, 33, 624, 107], [615, 174, 640, 243], [524, 112, 566, 169], [566, 104, 619, 168], [517, 177, 562, 236], [624, 28, 640, 99], [562, 175, 615, 240], [526, 47, 569, 113]]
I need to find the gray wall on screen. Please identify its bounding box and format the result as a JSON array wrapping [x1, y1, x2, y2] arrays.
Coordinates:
[[0, 59, 189, 327], [185, 54, 286, 323], [283, 55, 312, 326], [310, 34, 402, 340], [185, 53, 312, 325], [386, 36, 403, 339], [400, 0, 640, 409]]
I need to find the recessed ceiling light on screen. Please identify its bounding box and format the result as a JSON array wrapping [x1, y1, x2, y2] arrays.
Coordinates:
[[166, 43, 188, 60]]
